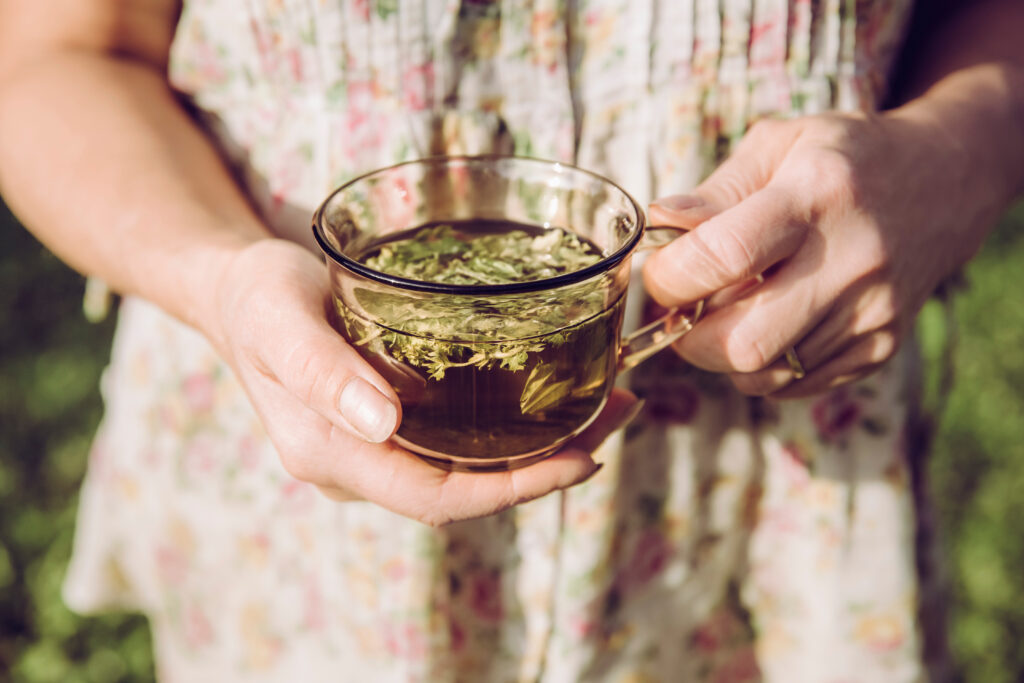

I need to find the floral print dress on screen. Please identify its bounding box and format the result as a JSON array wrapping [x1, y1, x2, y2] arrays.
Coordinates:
[[65, 1, 930, 681]]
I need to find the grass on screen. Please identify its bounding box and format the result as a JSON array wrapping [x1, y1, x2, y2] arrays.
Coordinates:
[[0, 203, 153, 682], [1, 199, 1023, 682]]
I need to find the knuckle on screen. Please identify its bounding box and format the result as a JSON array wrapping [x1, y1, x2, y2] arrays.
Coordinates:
[[281, 339, 342, 408], [688, 228, 757, 287], [807, 150, 860, 209], [744, 117, 787, 143], [419, 513, 452, 529], [279, 449, 319, 484], [853, 236, 892, 280], [731, 371, 777, 396], [852, 286, 901, 336], [869, 327, 900, 362], [722, 326, 772, 373]]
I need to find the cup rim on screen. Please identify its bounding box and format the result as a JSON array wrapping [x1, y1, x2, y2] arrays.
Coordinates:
[[311, 154, 646, 295]]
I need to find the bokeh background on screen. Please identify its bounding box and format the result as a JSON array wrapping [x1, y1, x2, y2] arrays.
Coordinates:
[[2, 193, 1023, 682]]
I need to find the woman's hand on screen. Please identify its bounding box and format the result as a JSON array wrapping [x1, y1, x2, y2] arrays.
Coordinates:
[[210, 238, 632, 526], [643, 110, 1009, 399]]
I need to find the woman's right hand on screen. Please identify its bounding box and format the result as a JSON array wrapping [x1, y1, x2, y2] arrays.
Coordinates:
[[0, 0, 634, 527], [209, 238, 632, 526]]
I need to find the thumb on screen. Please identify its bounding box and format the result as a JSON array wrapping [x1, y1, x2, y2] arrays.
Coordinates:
[[271, 294, 403, 444], [228, 241, 403, 444], [642, 121, 808, 307], [649, 118, 800, 229]]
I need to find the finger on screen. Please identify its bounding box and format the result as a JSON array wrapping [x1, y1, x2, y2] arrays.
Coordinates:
[[649, 118, 802, 229], [724, 328, 897, 398], [643, 186, 810, 308], [313, 390, 639, 526], [765, 330, 899, 400], [724, 281, 903, 395], [316, 485, 362, 502], [648, 195, 721, 230], [249, 274, 403, 445], [783, 283, 902, 368], [655, 212, 821, 376]]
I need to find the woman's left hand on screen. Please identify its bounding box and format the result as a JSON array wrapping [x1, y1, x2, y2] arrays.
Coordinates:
[[643, 111, 1001, 399]]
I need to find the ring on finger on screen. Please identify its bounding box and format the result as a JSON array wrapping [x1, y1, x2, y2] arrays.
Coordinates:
[[785, 347, 806, 380]]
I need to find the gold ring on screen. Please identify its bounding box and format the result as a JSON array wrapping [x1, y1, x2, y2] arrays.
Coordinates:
[[785, 347, 806, 379]]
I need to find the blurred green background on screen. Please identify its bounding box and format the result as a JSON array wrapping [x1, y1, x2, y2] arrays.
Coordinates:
[[1, 197, 1023, 683]]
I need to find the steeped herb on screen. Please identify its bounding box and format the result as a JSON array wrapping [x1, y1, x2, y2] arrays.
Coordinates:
[[363, 223, 602, 285], [333, 219, 623, 464]]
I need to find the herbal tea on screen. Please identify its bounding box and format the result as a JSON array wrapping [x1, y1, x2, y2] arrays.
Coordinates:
[[332, 220, 624, 467]]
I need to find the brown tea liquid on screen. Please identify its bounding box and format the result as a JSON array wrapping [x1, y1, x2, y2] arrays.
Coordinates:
[[334, 219, 623, 467]]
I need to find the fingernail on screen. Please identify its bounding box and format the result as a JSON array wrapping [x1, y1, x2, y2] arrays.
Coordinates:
[[580, 462, 605, 484], [651, 195, 705, 213], [338, 377, 397, 443]]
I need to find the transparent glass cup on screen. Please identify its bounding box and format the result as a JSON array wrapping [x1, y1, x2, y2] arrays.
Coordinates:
[[312, 155, 701, 472]]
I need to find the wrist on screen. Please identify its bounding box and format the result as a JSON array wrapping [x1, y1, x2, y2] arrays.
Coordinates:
[[201, 237, 327, 363], [125, 229, 262, 358], [181, 236, 258, 356], [886, 63, 1024, 208]]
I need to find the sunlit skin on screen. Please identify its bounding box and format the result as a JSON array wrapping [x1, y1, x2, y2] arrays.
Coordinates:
[[644, 3, 1024, 400], [1, 1, 1022, 524]]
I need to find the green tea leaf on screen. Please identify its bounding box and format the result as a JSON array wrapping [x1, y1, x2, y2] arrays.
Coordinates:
[[339, 221, 611, 413]]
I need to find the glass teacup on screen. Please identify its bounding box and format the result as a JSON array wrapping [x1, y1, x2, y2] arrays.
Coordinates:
[[312, 155, 700, 472]]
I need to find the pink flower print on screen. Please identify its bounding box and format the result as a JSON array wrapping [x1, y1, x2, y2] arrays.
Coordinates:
[[401, 62, 435, 111], [184, 434, 217, 477], [155, 545, 189, 585], [194, 47, 227, 85], [280, 478, 316, 514], [383, 621, 429, 660], [470, 17, 500, 59], [341, 81, 385, 160], [370, 175, 417, 231], [618, 529, 673, 594], [449, 164, 471, 204], [383, 557, 408, 581], [748, 19, 785, 69], [568, 613, 598, 640], [811, 388, 862, 442], [710, 645, 761, 683], [303, 575, 325, 631], [240, 603, 284, 671], [692, 607, 743, 654], [344, 83, 372, 131], [284, 48, 304, 83], [156, 518, 196, 585], [530, 10, 563, 72], [448, 619, 466, 652], [854, 614, 906, 653], [88, 437, 110, 473], [582, 8, 615, 53], [157, 396, 185, 432], [250, 19, 278, 67], [238, 435, 262, 471], [183, 372, 215, 415], [268, 148, 308, 213], [238, 533, 271, 568], [184, 604, 215, 649], [646, 384, 700, 423], [759, 504, 801, 535], [778, 442, 811, 490], [353, 0, 370, 21], [469, 570, 504, 622]]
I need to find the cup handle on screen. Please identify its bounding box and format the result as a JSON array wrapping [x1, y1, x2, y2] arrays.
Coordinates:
[[618, 225, 704, 372]]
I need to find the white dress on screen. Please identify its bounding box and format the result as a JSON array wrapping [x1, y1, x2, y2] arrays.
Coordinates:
[[65, 1, 932, 681]]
